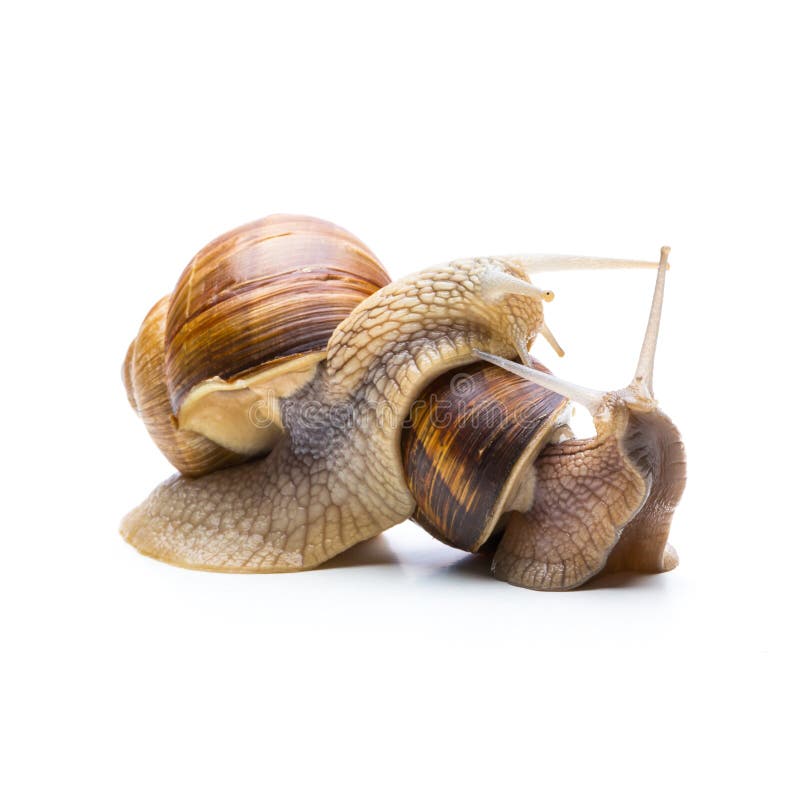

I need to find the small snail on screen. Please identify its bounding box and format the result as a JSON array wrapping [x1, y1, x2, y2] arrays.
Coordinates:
[[400, 252, 685, 590], [121, 216, 681, 590]]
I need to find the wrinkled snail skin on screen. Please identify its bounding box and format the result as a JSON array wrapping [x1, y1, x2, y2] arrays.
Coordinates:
[[492, 402, 686, 591], [121, 259, 553, 572], [601, 407, 686, 574], [480, 247, 687, 591]]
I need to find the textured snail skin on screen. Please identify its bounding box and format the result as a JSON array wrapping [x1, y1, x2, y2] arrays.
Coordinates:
[[121, 259, 549, 572], [602, 407, 686, 573], [492, 402, 686, 589], [493, 403, 686, 590]]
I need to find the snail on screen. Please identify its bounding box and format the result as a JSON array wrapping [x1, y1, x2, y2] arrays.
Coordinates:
[[121, 215, 678, 590]]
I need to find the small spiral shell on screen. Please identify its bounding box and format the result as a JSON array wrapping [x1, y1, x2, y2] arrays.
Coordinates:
[[402, 359, 569, 552]]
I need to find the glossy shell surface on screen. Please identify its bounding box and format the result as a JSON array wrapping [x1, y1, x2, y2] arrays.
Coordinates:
[[402, 359, 568, 551]]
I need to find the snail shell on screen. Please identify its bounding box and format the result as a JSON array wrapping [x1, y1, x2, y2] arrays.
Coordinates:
[[402, 359, 570, 552], [123, 214, 390, 476], [123, 296, 243, 476]]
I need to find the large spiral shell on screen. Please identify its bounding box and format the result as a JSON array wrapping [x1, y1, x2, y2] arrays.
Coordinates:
[[124, 214, 390, 476]]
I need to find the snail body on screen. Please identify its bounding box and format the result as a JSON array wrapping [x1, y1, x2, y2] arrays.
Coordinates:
[[121, 217, 684, 589]]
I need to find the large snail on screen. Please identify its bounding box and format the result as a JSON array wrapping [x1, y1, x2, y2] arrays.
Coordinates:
[[122, 215, 685, 590]]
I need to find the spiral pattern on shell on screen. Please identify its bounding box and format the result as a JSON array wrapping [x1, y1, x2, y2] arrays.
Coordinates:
[[124, 214, 391, 475]]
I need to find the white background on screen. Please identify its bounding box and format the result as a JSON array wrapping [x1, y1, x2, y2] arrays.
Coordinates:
[[2, 2, 798, 798]]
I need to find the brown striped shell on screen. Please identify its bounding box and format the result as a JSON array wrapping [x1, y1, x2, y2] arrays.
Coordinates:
[[123, 297, 246, 476], [401, 359, 570, 552], [124, 214, 391, 476]]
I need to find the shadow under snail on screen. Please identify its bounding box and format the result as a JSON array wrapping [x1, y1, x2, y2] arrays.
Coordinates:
[[122, 215, 685, 590]]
